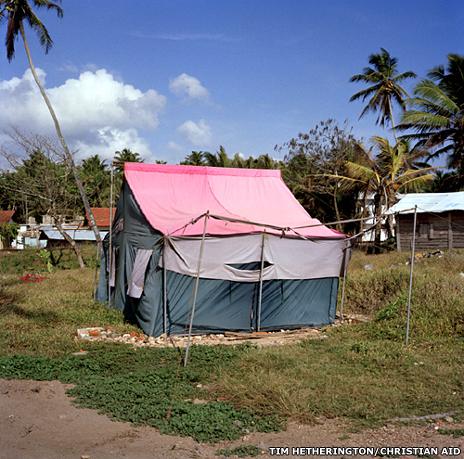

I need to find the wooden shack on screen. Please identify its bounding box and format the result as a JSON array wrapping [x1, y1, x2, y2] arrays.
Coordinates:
[[388, 192, 464, 251]]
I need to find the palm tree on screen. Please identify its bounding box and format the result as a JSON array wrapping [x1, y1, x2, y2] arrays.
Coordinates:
[[204, 146, 231, 167], [231, 153, 245, 168], [326, 137, 434, 249], [80, 155, 110, 207], [114, 148, 143, 173], [350, 48, 416, 131], [180, 151, 205, 166], [0, 0, 102, 251], [399, 54, 464, 177]]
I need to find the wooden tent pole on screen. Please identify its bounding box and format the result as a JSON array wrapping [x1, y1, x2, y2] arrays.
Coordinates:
[[108, 162, 114, 307], [183, 212, 209, 367], [256, 231, 266, 331], [339, 240, 350, 322], [405, 206, 417, 346], [163, 238, 168, 336]]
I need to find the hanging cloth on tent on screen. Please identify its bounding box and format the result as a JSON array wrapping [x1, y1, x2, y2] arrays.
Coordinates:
[[127, 249, 153, 298], [109, 247, 116, 288]]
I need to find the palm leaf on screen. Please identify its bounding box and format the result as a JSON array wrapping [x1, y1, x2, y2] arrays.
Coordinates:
[[26, 7, 53, 52], [414, 80, 459, 113], [400, 111, 450, 129]]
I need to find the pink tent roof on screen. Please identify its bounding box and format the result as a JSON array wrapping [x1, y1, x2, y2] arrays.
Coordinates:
[[124, 163, 344, 238]]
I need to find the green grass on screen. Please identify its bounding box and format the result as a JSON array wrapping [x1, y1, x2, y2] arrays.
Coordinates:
[[0, 249, 463, 441], [438, 428, 464, 438], [0, 267, 133, 356]]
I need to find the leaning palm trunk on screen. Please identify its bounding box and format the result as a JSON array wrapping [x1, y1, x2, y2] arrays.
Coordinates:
[[332, 188, 342, 231], [55, 220, 85, 269], [19, 23, 102, 255]]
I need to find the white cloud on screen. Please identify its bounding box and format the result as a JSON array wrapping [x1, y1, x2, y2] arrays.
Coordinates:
[[177, 120, 212, 147], [0, 68, 166, 159], [58, 61, 79, 73], [169, 73, 209, 100], [73, 128, 152, 159], [167, 141, 183, 153]]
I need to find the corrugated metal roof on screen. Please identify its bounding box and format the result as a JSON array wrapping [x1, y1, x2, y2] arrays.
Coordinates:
[[41, 229, 108, 241], [387, 192, 464, 214]]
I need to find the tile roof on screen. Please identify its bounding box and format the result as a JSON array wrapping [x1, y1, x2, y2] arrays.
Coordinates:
[[0, 210, 15, 224], [87, 208, 115, 228]]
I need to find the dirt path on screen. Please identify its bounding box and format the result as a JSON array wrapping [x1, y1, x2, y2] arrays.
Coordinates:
[[1, 379, 463, 459]]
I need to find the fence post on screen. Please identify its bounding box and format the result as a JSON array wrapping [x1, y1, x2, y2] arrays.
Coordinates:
[[405, 206, 417, 345]]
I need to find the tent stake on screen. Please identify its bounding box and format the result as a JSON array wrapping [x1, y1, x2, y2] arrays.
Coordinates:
[[108, 162, 114, 307], [256, 231, 266, 331], [163, 239, 168, 336], [339, 241, 350, 322], [184, 212, 209, 367], [405, 205, 417, 345]]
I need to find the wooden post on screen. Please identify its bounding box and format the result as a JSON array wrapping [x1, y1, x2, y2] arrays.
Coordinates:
[[256, 231, 266, 331], [405, 205, 417, 346], [184, 212, 209, 367], [448, 212, 453, 250]]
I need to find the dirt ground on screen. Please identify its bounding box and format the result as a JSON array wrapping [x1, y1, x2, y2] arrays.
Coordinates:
[[1, 379, 463, 459]]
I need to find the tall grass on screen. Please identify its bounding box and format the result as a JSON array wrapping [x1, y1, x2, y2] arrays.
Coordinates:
[[0, 268, 131, 356], [344, 250, 464, 341]]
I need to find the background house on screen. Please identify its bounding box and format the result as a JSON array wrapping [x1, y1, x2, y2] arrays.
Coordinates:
[[388, 192, 464, 251], [358, 193, 389, 243], [0, 210, 16, 249], [0, 210, 15, 225], [39, 229, 108, 248], [86, 207, 115, 230]]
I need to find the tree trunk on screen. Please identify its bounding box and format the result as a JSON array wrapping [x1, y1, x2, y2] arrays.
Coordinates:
[[389, 98, 398, 142], [360, 188, 368, 233], [19, 24, 102, 254], [385, 191, 396, 239], [373, 192, 382, 253], [55, 221, 85, 269]]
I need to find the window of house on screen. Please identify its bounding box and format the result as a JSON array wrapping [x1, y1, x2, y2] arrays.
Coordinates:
[[419, 223, 429, 237]]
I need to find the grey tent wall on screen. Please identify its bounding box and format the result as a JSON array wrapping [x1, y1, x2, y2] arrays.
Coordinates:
[[97, 181, 340, 337], [162, 272, 338, 336], [96, 181, 164, 336]]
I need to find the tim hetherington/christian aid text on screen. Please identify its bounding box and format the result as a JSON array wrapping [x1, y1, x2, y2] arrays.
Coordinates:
[[268, 446, 462, 456]]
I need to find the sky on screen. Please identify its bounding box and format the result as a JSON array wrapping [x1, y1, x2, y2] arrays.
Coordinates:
[[0, 0, 463, 164]]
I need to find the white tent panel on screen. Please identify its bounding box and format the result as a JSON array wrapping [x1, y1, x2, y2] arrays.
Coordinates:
[[161, 234, 346, 282]]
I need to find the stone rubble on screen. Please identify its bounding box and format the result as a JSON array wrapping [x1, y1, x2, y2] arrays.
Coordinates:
[[75, 315, 367, 349], [75, 326, 333, 348]]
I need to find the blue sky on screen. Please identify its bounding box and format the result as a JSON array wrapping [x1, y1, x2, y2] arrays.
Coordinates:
[[1, 0, 463, 163]]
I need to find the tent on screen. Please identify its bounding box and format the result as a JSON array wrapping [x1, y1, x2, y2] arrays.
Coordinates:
[[97, 163, 348, 336]]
